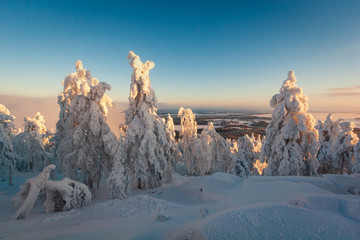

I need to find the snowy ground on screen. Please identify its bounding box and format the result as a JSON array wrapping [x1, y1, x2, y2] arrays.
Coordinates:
[[1, 172, 360, 240]]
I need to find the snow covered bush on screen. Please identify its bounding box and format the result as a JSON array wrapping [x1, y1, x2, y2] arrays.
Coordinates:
[[238, 134, 262, 174], [0, 104, 16, 184], [54, 60, 130, 196], [12, 164, 56, 219], [260, 71, 319, 176], [43, 178, 91, 213], [229, 148, 250, 178], [178, 107, 198, 175], [121, 51, 174, 189], [332, 121, 358, 174]]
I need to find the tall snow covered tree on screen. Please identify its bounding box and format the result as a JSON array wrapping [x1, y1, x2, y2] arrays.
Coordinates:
[[122, 51, 174, 189], [260, 71, 319, 176], [0, 104, 16, 184], [332, 121, 358, 174], [54, 61, 130, 197], [54, 60, 96, 170], [315, 114, 342, 174], [178, 107, 198, 175]]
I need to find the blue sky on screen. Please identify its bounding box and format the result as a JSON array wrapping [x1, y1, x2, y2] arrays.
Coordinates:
[[1, 0, 359, 111]]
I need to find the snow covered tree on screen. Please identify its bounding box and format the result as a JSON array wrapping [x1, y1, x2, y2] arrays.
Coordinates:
[[54, 61, 130, 197], [13, 132, 50, 172], [227, 138, 250, 178], [54, 60, 98, 169], [0, 104, 16, 185], [260, 71, 319, 176], [199, 122, 234, 173], [23, 112, 48, 146], [122, 51, 174, 189], [13, 112, 52, 172], [238, 134, 262, 174], [352, 140, 360, 174], [332, 121, 358, 174], [178, 107, 198, 175], [164, 114, 180, 167], [315, 114, 342, 174]]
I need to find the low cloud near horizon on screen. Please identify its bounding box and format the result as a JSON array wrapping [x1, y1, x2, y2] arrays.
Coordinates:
[[325, 86, 360, 97]]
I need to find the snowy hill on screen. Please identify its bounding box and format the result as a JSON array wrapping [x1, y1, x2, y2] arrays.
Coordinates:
[[1, 173, 359, 239]]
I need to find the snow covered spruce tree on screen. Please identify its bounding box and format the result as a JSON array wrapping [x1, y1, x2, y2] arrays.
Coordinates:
[[315, 114, 342, 174], [199, 122, 235, 173], [238, 134, 262, 174], [13, 112, 52, 172], [54, 61, 130, 197], [226, 138, 250, 178], [54, 60, 95, 170], [164, 114, 180, 167], [23, 112, 48, 146], [352, 140, 360, 173], [178, 107, 199, 175], [260, 71, 319, 176], [332, 121, 358, 174], [13, 132, 50, 172], [122, 51, 173, 189], [0, 104, 16, 184]]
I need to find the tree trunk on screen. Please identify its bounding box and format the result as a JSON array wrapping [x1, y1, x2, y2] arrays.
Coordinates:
[[340, 155, 344, 175]]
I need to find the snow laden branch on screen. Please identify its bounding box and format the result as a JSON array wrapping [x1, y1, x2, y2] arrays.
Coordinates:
[[122, 51, 174, 189], [12, 164, 56, 219], [260, 71, 319, 176]]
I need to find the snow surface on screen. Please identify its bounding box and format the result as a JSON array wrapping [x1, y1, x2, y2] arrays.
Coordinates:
[[1, 172, 360, 239]]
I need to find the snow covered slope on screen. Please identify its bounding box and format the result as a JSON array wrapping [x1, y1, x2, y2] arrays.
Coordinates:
[[1, 173, 359, 239]]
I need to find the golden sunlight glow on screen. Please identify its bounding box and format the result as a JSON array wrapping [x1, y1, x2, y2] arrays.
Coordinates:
[[254, 160, 268, 175]]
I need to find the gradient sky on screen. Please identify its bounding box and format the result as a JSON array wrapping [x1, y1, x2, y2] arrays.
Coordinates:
[[1, 0, 359, 111]]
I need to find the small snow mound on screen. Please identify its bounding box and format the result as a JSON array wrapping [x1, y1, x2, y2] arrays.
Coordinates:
[[155, 204, 169, 221], [158, 173, 243, 204], [168, 227, 206, 240], [182, 203, 360, 239], [322, 174, 360, 194], [289, 195, 360, 221], [199, 207, 209, 218]]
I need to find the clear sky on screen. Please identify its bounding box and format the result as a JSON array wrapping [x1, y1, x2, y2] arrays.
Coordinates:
[[1, 0, 359, 111]]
